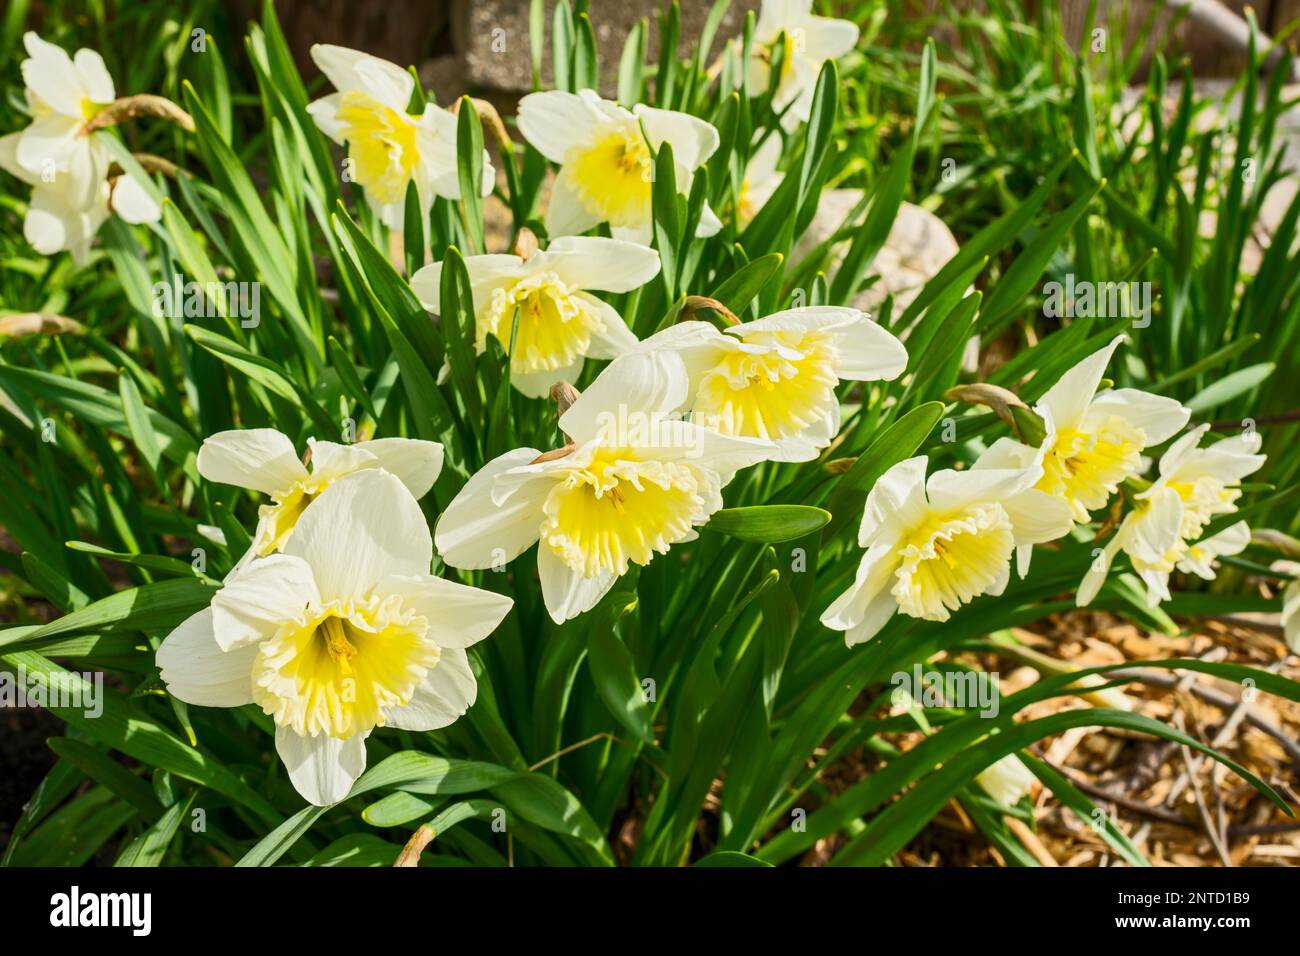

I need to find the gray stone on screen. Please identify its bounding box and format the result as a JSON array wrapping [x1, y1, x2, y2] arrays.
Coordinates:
[[455, 0, 760, 97]]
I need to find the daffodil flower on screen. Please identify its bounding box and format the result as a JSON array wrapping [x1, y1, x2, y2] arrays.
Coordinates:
[[516, 89, 721, 246], [306, 44, 493, 230], [1078, 423, 1265, 607], [157, 470, 512, 805], [636, 307, 907, 461], [1275, 561, 1300, 654], [821, 455, 1073, 645], [737, 133, 784, 226], [746, 0, 860, 131], [0, 33, 160, 263], [985, 336, 1190, 528], [0, 153, 159, 263], [410, 236, 659, 397], [435, 351, 774, 623], [197, 427, 443, 561], [975, 754, 1036, 808]]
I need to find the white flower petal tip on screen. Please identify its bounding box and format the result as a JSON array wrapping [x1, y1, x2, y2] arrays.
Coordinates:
[[437, 351, 778, 624], [517, 89, 719, 243], [975, 754, 1037, 808], [197, 427, 441, 558], [156, 471, 510, 807]]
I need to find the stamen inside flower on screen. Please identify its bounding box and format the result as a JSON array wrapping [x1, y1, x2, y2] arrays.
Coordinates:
[[252, 597, 437, 739], [693, 331, 838, 441], [892, 503, 1016, 620], [541, 450, 710, 577], [1167, 477, 1240, 540], [564, 126, 653, 227], [483, 271, 603, 374], [1037, 415, 1145, 521], [335, 90, 419, 205]]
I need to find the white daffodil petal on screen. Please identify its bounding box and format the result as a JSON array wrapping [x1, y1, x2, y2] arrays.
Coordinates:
[[1002, 488, 1075, 546], [1158, 424, 1209, 476], [926, 466, 1035, 516], [275, 726, 368, 807], [210, 553, 320, 652], [560, 350, 689, 444], [157, 608, 258, 707], [1036, 335, 1123, 434], [198, 428, 308, 495], [411, 256, 520, 312], [538, 544, 618, 624], [974, 437, 1041, 472], [351, 437, 444, 499], [635, 321, 735, 392], [546, 169, 605, 238], [516, 90, 603, 164], [109, 171, 161, 224], [377, 574, 513, 649], [1078, 525, 1126, 607], [385, 647, 477, 731], [0, 132, 38, 185], [306, 439, 381, 482], [1281, 575, 1300, 654], [821, 540, 897, 632], [1086, 388, 1190, 445], [637, 420, 776, 483], [1179, 521, 1250, 578], [832, 317, 908, 381], [1129, 487, 1184, 563], [544, 236, 661, 292], [859, 455, 929, 547], [72, 48, 115, 103], [23, 186, 73, 255], [756, 1, 814, 37], [310, 43, 412, 106], [610, 221, 655, 247], [633, 104, 720, 170], [305, 94, 345, 142], [21, 32, 84, 115], [580, 296, 640, 360], [976, 754, 1036, 808], [285, 470, 433, 601], [511, 359, 585, 400], [803, 15, 860, 60], [693, 206, 721, 246], [435, 448, 548, 568], [16, 112, 84, 177]]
